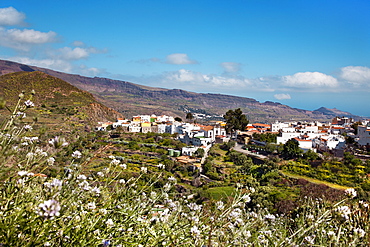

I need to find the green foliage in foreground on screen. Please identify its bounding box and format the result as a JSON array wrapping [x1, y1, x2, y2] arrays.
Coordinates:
[[1, 96, 370, 246]]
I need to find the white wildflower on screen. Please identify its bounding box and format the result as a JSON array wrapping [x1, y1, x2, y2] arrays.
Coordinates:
[[72, 150, 82, 159], [24, 125, 33, 131], [163, 183, 172, 192], [91, 186, 101, 195], [17, 178, 26, 185], [242, 194, 251, 203], [168, 176, 176, 183], [77, 174, 87, 180], [47, 157, 55, 166], [24, 100, 34, 108], [110, 159, 120, 165], [106, 218, 114, 227], [78, 181, 90, 191], [336, 206, 351, 220], [190, 225, 200, 236], [265, 214, 276, 220], [87, 202, 96, 210], [97, 172, 104, 177], [36, 199, 61, 218], [304, 235, 315, 245], [99, 208, 108, 215], [327, 230, 335, 237], [119, 179, 126, 184], [229, 208, 242, 219], [16, 111, 26, 118], [187, 202, 202, 211], [44, 178, 63, 189], [354, 228, 366, 238], [359, 200, 369, 208], [215, 201, 224, 210], [157, 163, 165, 169], [345, 188, 357, 198], [26, 152, 34, 159], [119, 163, 127, 169], [18, 171, 29, 176], [140, 167, 147, 173]]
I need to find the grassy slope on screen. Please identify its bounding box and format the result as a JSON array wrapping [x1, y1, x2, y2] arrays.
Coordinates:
[[0, 71, 122, 131]]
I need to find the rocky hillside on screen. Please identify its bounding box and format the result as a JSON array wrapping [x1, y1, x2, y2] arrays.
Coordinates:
[[0, 71, 123, 131], [0, 59, 363, 122]]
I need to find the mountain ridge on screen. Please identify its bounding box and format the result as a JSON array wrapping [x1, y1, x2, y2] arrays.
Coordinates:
[[0, 59, 364, 122]]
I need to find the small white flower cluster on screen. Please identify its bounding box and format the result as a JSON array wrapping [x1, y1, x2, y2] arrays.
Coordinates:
[[44, 178, 63, 189], [344, 188, 357, 198], [157, 163, 165, 169], [48, 136, 69, 148], [336, 205, 352, 220], [16, 111, 26, 118], [24, 100, 34, 108], [110, 159, 120, 166], [72, 150, 82, 159], [36, 199, 61, 218], [23, 125, 33, 131], [46, 157, 55, 166], [354, 228, 366, 238], [187, 202, 202, 212], [264, 214, 276, 221], [18, 171, 34, 177]]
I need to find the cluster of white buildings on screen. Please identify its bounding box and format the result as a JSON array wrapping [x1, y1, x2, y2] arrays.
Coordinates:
[[271, 117, 370, 154], [97, 114, 370, 156], [96, 115, 229, 151]]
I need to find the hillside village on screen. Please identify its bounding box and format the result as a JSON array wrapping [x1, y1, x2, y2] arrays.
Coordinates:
[[97, 115, 370, 158]]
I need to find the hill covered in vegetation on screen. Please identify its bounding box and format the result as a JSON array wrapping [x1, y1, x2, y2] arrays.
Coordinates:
[[0, 71, 123, 132]]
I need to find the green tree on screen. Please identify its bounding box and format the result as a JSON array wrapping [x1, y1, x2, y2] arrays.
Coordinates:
[[223, 108, 249, 134], [186, 112, 194, 122], [195, 148, 205, 158], [282, 139, 302, 159], [174, 117, 182, 122], [303, 149, 319, 161]]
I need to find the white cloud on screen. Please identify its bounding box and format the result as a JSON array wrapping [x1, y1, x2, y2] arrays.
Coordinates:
[[7, 28, 57, 44], [274, 93, 291, 100], [283, 72, 338, 88], [166, 53, 198, 65], [166, 69, 204, 83], [162, 69, 253, 91], [0, 7, 26, 26], [10, 57, 73, 73], [0, 27, 57, 51], [340, 66, 370, 86], [58, 47, 90, 60], [72, 40, 85, 47], [220, 62, 241, 73]]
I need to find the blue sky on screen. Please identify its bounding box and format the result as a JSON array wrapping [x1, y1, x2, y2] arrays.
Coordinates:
[[0, 0, 369, 116]]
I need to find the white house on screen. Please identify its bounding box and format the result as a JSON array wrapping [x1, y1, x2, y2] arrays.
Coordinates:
[[199, 124, 226, 142], [182, 146, 199, 156], [270, 122, 290, 133], [293, 138, 314, 150], [313, 135, 346, 153], [277, 126, 320, 144], [357, 125, 370, 146], [156, 123, 167, 134], [192, 136, 212, 147]]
